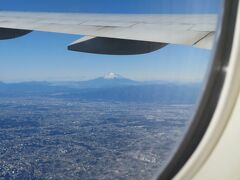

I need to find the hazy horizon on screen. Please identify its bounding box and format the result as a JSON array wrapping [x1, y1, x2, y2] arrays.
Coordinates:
[[0, 71, 205, 84]]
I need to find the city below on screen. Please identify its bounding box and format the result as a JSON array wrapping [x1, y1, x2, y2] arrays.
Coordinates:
[[0, 74, 199, 179]]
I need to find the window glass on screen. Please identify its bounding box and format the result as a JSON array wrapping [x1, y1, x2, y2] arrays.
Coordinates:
[[0, 0, 222, 179]]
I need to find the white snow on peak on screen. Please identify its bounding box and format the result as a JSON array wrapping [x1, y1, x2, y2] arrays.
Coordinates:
[[104, 72, 122, 80]]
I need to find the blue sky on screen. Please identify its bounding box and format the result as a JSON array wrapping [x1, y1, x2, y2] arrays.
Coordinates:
[[0, 0, 222, 82]]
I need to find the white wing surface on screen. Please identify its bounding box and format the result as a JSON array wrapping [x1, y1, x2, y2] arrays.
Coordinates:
[[0, 11, 217, 55]]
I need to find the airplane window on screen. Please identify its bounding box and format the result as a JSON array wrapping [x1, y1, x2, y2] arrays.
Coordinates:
[[0, 0, 223, 179]]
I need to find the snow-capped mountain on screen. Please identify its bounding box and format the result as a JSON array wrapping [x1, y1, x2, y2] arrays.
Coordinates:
[[103, 72, 123, 80], [49, 73, 139, 89], [103, 72, 124, 80], [75, 73, 139, 88]]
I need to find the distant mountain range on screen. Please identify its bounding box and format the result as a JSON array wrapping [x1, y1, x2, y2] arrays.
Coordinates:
[[50, 73, 140, 89], [0, 73, 202, 104]]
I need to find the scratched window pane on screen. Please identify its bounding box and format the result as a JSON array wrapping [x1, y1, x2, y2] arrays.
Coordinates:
[[0, 0, 222, 179]]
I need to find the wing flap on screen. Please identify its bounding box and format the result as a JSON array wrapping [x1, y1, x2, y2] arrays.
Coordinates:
[[193, 32, 215, 49]]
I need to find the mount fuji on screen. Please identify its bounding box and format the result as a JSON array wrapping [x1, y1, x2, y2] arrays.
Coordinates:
[[51, 72, 140, 89]]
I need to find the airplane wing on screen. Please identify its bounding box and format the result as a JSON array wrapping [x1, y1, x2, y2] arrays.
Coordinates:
[[0, 11, 217, 55]]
